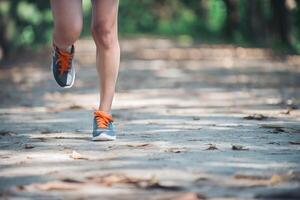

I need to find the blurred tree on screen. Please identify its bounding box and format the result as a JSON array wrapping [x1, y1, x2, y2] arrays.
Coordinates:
[[271, 0, 292, 47], [223, 0, 239, 40], [245, 0, 266, 43], [1, 0, 300, 61], [0, 0, 52, 60]]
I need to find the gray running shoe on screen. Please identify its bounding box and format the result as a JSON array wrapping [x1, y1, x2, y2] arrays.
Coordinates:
[[92, 111, 116, 141], [51, 45, 75, 88]]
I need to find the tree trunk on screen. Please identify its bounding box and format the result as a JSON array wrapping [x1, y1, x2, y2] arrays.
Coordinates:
[[246, 0, 265, 43], [223, 0, 239, 40], [271, 0, 291, 46]]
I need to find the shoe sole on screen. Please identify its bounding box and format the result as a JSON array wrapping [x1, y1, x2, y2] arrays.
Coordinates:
[[51, 60, 76, 88], [92, 133, 116, 141]]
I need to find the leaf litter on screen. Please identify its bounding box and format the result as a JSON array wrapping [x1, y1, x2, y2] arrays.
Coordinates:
[[20, 173, 184, 192], [289, 141, 300, 145], [260, 124, 287, 133], [232, 144, 249, 151], [165, 147, 188, 153], [0, 130, 17, 136], [205, 144, 218, 150], [234, 172, 300, 186], [24, 144, 34, 149], [127, 143, 151, 148], [243, 114, 268, 120]]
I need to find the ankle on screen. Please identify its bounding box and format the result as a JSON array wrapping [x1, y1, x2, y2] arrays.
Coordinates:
[[53, 43, 73, 53], [97, 108, 111, 115]]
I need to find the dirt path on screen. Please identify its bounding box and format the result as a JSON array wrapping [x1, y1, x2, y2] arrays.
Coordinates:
[[0, 37, 300, 199]]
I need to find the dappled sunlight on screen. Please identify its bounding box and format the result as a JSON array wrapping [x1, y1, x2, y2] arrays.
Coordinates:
[[1, 37, 300, 199]]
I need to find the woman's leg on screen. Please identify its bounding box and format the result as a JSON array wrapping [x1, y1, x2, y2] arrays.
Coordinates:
[[91, 0, 120, 113], [50, 0, 83, 50], [50, 0, 83, 88]]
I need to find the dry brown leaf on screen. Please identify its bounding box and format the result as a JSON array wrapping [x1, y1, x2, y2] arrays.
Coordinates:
[[87, 173, 183, 191], [68, 104, 84, 110], [127, 143, 151, 148], [261, 124, 282, 128], [24, 144, 34, 149], [234, 173, 296, 186], [173, 192, 205, 200], [41, 129, 52, 134], [289, 141, 300, 145], [187, 139, 203, 141], [87, 173, 147, 187], [243, 114, 268, 120], [32, 137, 47, 142], [145, 181, 183, 191], [234, 174, 268, 180], [0, 131, 17, 136], [280, 109, 291, 115], [70, 150, 89, 160], [260, 124, 286, 133], [32, 181, 81, 191], [232, 144, 249, 151], [206, 144, 218, 150], [165, 147, 188, 153]]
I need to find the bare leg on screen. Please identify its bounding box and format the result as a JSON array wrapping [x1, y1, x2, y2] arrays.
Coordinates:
[[91, 0, 120, 113], [50, 0, 83, 49]]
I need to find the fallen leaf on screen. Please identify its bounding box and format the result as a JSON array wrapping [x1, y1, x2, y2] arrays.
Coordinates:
[[268, 141, 280, 145], [61, 178, 85, 184], [70, 150, 89, 160], [243, 114, 268, 120], [144, 179, 183, 191], [0, 131, 17, 136], [32, 137, 47, 142], [165, 147, 188, 153], [32, 181, 81, 191], [260, 124, 286, 133], [87, 173, 147, 187], [127, 143, 151, 148], [234, 173, 298, 186], [24, 144, 34, 149], [272, 128, 286, 133], [261, 124, 284, 129], [280, 109, 291, 115], [232, 144, 249, 151], [171, 192, 205, 200], [187, 139, 203, 141], [41, 129, 52, 134], [234, 174, 268, 180], [289, 141, 300, 145], [194, 177, 209, 182], [68, 104, 84, 110], [87, 173, 183, 191], [205, 144, 218, 150]]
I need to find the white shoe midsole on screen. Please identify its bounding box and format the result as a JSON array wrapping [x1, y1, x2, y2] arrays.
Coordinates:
[[92, 133, 116, 141]]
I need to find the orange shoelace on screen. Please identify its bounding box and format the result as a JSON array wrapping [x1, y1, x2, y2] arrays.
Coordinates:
[[94, 110, 113, 128], [55, 47, 74, 75]]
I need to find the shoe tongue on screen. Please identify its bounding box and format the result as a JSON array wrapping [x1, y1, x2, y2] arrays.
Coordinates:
[[64, 45, 73, 53]]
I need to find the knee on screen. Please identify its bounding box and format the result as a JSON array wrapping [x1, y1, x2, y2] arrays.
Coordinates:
[[54, 20, 82, 44], [91, 20, 117, 49]]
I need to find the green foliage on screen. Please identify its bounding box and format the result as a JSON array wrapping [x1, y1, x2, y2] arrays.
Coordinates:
[[206, 0, 226, 33], [0, 0, 300, 59]]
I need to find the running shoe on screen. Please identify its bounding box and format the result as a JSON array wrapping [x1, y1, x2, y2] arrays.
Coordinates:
[[51, 44, 75, 88], [92, 110, 116, 141]]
